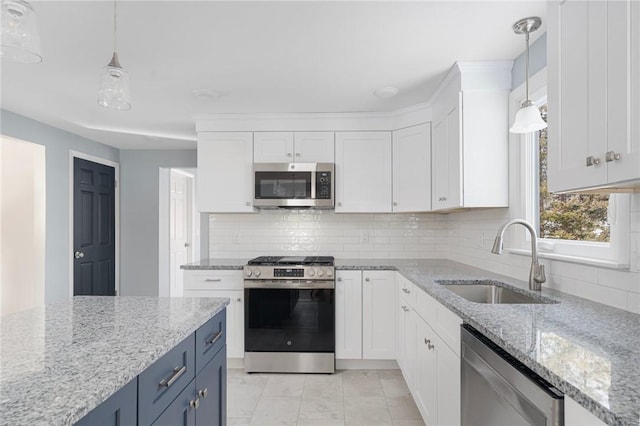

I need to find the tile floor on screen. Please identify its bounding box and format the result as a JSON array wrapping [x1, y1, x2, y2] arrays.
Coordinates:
[[227, 368, 425, 426]]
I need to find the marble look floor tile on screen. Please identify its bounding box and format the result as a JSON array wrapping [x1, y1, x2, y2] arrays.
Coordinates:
[[387, 396, 423, 422], [343, 373, 385, 398], [227, 383, 264, 418], [250, 396, 301, 426], [303, 374, 344, 400], [391, 420, 426, 426], [227, 417, 251, 426], [377, 369, 402, 379], [297, 421, 345, 426], [299, 396, 345, 422], [344, 396, 393, 425], [262, 374, 306, 397], [380, 377, 411, 398]]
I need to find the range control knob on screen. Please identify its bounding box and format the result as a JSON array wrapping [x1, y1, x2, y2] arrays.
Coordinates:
[[308, 269, 315, 277], [326, 269, 333, 277], [245, 269, 252, 277], [317, 270, 324, 277], [254, 269, 261, 277]]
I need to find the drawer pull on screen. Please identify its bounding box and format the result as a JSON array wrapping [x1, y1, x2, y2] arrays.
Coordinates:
[[159, 365, 187, 388], [198, 388, 208, 399], [206, 330, 223, 345], [205, 278, 222, 282], [189, 398, 200, 410]]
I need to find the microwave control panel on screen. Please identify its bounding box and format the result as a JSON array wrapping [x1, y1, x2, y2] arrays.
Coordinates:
[[316, 172, 332, 199]]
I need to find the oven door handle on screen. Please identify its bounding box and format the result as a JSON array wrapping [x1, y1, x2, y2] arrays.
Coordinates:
[[244, 280, 335, 289]]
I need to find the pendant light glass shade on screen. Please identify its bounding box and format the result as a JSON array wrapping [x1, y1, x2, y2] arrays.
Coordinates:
[[510, 100, 547, 133], [98, 52, 131, 110], [0, 0, 42, 63]]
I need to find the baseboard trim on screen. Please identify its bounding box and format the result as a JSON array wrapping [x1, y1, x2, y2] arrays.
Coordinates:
[[336, 359, 399, 370]]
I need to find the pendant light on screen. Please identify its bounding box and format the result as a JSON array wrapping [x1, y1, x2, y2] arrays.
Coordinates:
[[0, 0, 42, 63], [98, 0, 131, 110], [509, 17, 546, 134]]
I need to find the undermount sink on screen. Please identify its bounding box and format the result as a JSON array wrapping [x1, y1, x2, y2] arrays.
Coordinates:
[[436, 280, 555, 304]]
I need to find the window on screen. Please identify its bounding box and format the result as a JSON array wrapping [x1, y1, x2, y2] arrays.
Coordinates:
[[512, 69, 630, 267]]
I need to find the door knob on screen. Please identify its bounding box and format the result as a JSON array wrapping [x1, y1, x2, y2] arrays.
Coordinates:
[[74, 251, 84, 259]]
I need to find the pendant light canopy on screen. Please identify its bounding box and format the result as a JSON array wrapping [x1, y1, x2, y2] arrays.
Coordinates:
[[98, 0, 131, 110], [0, 0, 42, 63], [510, 17, 546, 134]]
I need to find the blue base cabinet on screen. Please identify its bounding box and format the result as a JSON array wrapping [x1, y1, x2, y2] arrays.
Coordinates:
[[75, 310, 227, 426]]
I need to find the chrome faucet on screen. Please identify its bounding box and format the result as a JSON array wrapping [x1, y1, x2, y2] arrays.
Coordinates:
[[491, 219, 546, 291]]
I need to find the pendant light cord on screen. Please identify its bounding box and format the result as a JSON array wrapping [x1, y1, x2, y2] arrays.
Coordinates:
[[525, 31, 530, 102]]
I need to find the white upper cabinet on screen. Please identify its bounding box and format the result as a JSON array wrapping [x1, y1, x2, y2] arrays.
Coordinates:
[[430, 62, 511, 211], [253, 131, 334, 163], [335, 131, 392, 213], [197, 132, 255, 213], [392, 123, 432, 212], [548, 0, 640, 192], [294, 132, 335, 162]]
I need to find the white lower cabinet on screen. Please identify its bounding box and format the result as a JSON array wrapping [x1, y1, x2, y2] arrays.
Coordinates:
[[565, 397, 607, 426], [183, 270, 245, 358], [335, 271, 363, 359], [336, 270, 396, 361], [397, 272, 462, 426]]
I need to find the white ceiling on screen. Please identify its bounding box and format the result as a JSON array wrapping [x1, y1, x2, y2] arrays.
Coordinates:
[[1, 1, 546, 150]]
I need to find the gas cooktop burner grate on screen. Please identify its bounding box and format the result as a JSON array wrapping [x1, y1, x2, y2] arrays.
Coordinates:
[[247, 256, 334, 266]]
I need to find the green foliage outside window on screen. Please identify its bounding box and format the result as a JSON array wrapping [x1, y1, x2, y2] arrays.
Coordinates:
[[538, 105, 610, 242]]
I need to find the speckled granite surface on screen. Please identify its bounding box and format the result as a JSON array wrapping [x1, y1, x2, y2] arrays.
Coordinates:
[[338, 259, 640, 426], [184, 257, 640, 425], [181, 258, 247, 270], [0, 296, 229, 426]]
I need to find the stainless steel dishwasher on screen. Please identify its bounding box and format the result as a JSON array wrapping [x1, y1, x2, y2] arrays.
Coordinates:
[[461, 325, 564, 426]]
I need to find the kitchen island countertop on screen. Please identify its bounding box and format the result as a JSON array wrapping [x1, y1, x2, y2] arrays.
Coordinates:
[[0, 296, 229, 426]]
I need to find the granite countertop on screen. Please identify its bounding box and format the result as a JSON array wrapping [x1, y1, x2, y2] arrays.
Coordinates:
[[184, 257, 639, 425], [0, 296, 229, 426], [181, 258, 247, 270]]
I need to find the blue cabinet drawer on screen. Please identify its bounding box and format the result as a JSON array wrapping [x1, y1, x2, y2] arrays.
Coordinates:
[[151, 379, 196, 426], [75, 377, 137, 426], [138, 334, 196, 425], [195, 310, 226, 373]]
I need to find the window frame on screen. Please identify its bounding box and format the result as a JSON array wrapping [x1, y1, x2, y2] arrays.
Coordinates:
[[509, 68, 630, 268]]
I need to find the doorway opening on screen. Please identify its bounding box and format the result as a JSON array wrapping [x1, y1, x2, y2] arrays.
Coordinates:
[[159, 168, 200, 297]]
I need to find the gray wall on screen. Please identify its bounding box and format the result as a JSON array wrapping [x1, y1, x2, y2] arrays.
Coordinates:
[[1, 110, 120, 303], [511, 32, 546, 90], [119, 150, 196, 296]]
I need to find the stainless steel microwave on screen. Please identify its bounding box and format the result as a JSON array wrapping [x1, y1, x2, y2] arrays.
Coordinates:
[[253, 163, 334, 208]]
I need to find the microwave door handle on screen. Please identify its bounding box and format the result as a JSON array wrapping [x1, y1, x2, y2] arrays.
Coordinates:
[[310, 171, 316, 200]]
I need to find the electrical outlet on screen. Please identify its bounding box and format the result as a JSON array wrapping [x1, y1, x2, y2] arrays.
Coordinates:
[[360, 231, 370, 244]]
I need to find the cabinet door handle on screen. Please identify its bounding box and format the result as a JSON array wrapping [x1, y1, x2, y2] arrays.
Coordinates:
[[393, 202, 398, 206], [402, 288, 410, 294], [401, 305, 409, 312], [428, 342, 435, 350], [287, 152, 292, 157], [236, 297, 242, 302], [205, 278, 222, 282], [159, 365, 187, 388], [424, 338, 430, 345], [206, 330, 223, 345], [337, 202, 342, 207], [189, 398, 200, 410], [198, 388, 208, 399], [586, 156, 601, 166], [365, 277, 370, 282], [245, 201, 251, 206], [337, 277, 343, 282], [605, 151, 621, 162], [296, 153, 301, 158]]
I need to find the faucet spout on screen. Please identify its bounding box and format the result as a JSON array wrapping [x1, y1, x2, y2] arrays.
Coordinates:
[[491, 219, 546, 291]]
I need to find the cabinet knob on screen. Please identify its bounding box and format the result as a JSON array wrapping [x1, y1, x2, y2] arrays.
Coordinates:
[[198, 388, 208, 399], [337, 202, 342, 207], [337, 277, 343, 282], [74, 251, 84, 259], [605, 151, 621, 162], [245, 201, 251, 206], [287, 152, 292, 157], [236, 297, 242, 302], [424, 338, 430, 345], [402, 288, 410, 294], [393, 202, 398, 206], [428, 342, 435, 350], [189, 398, 200, 410], [365, 277, 370, 282], [296, 153, 301, 157], [586, 156, 601, 167], [401, 305, 409, 312]]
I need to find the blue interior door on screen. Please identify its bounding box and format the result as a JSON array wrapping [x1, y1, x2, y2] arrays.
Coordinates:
[[73, 157, 116, 296]]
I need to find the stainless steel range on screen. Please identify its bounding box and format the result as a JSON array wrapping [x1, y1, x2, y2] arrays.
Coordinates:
[[243, 256, 335, 373]]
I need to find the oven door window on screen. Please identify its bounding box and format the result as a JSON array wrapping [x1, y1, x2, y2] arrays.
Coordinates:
[[245, 288, 335, 353], [255, 172, 312, 199]]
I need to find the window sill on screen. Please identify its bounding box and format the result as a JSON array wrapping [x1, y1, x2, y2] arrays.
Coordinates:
[[507, 248, 630, 270]]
